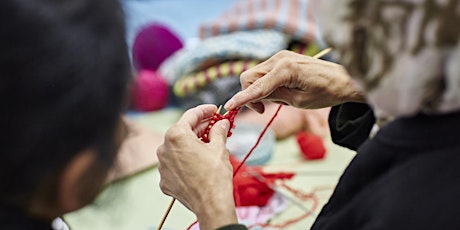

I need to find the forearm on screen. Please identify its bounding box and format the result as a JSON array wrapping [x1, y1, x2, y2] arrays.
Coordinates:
[[318, 61, 366, 107]]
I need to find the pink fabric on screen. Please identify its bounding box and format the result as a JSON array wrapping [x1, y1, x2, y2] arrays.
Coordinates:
[[199, 0, 320, 43]]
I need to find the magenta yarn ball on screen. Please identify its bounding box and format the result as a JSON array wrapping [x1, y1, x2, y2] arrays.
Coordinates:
[[132, 23, 183, 71], [132, 70, 169, 112]]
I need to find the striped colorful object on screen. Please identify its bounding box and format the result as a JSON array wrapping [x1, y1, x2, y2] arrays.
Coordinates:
[[159, 29, 288, 85], [199, 0, 321, 44], [173, 59, 259, 97], [289, 42, 321, 57], [173, 42, 321, 97]]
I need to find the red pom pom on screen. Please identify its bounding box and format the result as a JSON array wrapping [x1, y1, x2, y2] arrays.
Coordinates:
[[132, 70, 169, 112], [296, 131, 326, 160]]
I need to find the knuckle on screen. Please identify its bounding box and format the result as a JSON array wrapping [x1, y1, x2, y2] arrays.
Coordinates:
[[275, 50, 291, 58], [249, 79, 265, 96], [240, 69, 250, 80], [292, 94, 305, 107], [157, 162, 163, 172], [240, 70, 253, 87], [246, 81, 270, 101], [159, 180, 170, 195], [164, 125, 185, 142], [156, 145, 166, 159], [278, 58, 294, 69]]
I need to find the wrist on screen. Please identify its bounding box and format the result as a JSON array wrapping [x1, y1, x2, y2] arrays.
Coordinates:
[[333, 67, 366, 105], [344, 80, 366, 104], [195, 192, 238, 230]]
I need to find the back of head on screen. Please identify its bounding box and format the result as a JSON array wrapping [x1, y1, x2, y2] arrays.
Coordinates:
[[0, 0, 130, 226], [316, 0, 460, 118]]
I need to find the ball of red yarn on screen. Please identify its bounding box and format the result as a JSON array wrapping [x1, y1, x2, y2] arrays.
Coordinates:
[[296, 131, 326, 160], [230, 155, 274, 207], [132, 70, 169, 112], [132, 23, 183, 71]]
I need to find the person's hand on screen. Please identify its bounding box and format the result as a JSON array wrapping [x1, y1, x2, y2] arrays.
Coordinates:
[[224, 50, 365, 113], [157, 104, 238, 230]]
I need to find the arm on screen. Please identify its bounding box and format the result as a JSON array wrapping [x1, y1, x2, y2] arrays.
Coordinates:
[[157, 105, 240, 230], [223, 50, 373, 150], [225, 50, 365, 112]]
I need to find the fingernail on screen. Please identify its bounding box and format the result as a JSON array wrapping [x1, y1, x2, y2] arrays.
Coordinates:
[[224, 100, 233, 110]]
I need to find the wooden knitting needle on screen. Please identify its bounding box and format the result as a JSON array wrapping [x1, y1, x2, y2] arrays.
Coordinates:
[[312, 47, 332, 59], [157, 199, 175, 230], [246, 169, 315, 215]]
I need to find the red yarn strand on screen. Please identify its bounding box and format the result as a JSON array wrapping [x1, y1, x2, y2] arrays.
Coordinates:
[[233, 104, 282, 176]]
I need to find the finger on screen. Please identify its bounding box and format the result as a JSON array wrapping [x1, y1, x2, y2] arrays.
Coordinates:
[[246, 101, 265, 114], [266, 87, 307, 108], [194, 119, 213, 136], [225, 75, 278, 110], [239, 57, 275, 89], [208, 119, 230, 146], [178, 104, 217, 129], [266, 87, 295, 105], [239, 69, 266, 91]]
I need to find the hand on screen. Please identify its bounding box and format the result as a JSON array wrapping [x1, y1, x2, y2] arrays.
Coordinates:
[[224, 50, 365, 113], [157, 104, 238, 230]]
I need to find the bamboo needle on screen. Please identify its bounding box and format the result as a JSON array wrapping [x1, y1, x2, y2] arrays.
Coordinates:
[[157, 198, 175, 230]]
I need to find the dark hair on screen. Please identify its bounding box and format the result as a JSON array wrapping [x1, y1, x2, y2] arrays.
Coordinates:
[[0, 0, 130, 226]]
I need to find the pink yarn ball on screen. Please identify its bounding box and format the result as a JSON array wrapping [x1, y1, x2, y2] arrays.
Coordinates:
[[132, 23, 183, 71], [132, 70, 169, 112]]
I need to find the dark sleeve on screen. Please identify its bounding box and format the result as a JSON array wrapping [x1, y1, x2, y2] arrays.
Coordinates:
[[328, 102, 375, 151], [215, 224, 248, 230]]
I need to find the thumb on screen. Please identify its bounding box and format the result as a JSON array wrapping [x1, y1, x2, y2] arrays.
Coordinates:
[[209, 119, 231, 145]]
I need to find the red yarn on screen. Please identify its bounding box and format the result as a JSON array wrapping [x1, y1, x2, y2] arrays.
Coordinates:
[[296, 131, 326, 160], [187, 105, 285, 230], [199, 107, 241, 143], [233, 104, 282, 174], [230, 155, 295, 207], [248, 183, 336, 229], [201, 105, 285, 207], [199, 105, 288, 207], [187, 104, 329, 229], [230, 155, 274, 207]]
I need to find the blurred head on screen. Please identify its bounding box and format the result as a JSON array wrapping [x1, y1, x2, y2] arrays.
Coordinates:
[[317, 0, 460, 118], [0, 0, 130, 222]]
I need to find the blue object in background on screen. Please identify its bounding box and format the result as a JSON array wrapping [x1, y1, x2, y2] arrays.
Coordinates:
[[226, 123, 275, 165], [121, 0, 238, 49]]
